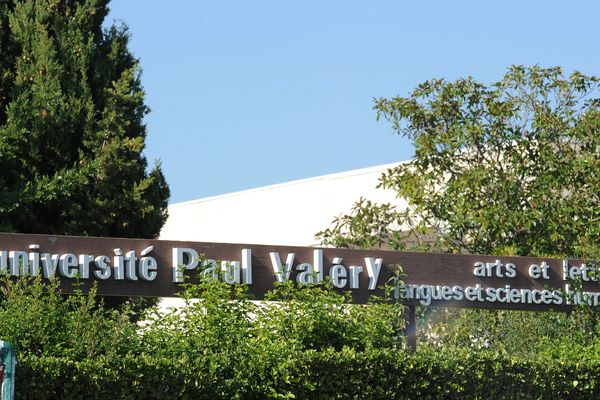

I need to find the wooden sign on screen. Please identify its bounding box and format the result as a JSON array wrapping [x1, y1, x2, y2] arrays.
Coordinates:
[[0, 232, 596, 311]]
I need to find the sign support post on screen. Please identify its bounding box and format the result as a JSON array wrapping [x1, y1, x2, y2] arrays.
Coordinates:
[[405, 305, 417, 350]]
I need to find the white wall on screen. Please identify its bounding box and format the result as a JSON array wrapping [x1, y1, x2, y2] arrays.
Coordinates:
[[160, 162, 407, 246]]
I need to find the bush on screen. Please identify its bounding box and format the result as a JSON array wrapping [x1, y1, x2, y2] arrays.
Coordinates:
[[0, 275, 138, 359], [3, 273, 600, 399], [14, 348, 600, 399]]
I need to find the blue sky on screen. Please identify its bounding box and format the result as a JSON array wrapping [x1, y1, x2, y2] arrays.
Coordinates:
[[106, 1, 600, 203]]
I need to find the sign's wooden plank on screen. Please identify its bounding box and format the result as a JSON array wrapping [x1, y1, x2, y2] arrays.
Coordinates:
[[0, 232, 596, 311]]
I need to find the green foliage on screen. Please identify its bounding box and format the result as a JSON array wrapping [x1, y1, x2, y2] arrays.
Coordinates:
[[14, 347, 600, 399], [318, 66, 600, 259], [262, 279, 404, 351], [141, 272, 260, 398], [4, 271, 600, 399], [140, 270, 405, 397], [0, 0, 169, 238], [0, 274, 138, 360], [419, 308, 599, 355]]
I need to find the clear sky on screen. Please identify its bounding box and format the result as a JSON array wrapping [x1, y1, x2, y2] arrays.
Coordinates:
[[106, 1, 600, 203]]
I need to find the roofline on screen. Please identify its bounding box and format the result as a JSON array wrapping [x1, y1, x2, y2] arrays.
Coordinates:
[[169, 160, 410, 208]]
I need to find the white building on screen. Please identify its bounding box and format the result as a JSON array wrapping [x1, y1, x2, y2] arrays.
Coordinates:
[[159, 161, 407, 246]]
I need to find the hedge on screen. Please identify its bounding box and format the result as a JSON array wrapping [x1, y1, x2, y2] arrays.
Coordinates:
[[14, 348, 600, 400]]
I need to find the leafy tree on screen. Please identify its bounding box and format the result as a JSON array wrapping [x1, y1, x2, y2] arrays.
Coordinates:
[[318, 66, 600, 260], [317, 66, 600, 351], [0, 0, 169, 238]]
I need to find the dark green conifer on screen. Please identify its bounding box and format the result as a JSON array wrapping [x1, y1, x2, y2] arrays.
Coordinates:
[[0, 0, 169, 238]]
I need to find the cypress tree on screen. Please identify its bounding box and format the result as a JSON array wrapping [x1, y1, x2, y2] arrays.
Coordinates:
[[0, 0, 169, 238]]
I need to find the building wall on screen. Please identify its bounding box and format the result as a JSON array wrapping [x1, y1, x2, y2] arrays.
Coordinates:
[[160, 162, 407, 246]]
